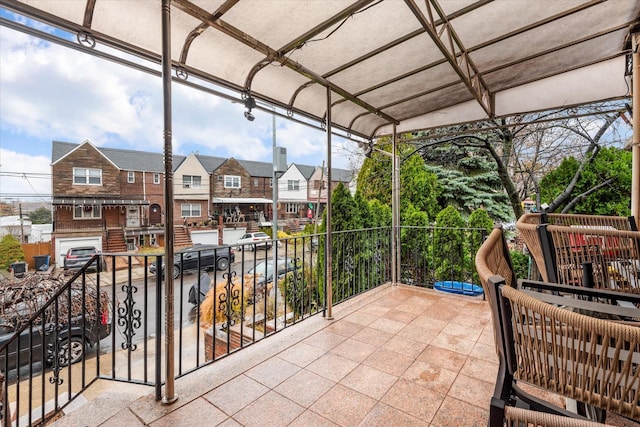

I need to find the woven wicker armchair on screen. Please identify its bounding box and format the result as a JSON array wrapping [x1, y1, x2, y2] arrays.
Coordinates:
[[491, 398, 615, 427], [516, 213, 640, 294], [488, 275, 640, 423], [475, 227, 517, 308]]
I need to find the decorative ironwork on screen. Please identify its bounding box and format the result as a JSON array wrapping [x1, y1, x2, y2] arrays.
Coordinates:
[[47, 325, 64, 385], [76, 31, 96, 48], [176, 67, 189, 80], [118, 283, 141, 351], [218, 271, 240, 330]]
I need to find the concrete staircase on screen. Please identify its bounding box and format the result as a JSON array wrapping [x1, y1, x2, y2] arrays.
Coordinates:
[[174, 226, 192, 248], [105, 229, 127, 253]]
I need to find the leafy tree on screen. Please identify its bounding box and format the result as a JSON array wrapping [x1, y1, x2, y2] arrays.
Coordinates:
[[28, 207, 52, 224], [0, 235, 25, 271], [540, 147, 631, 215], [400, 202, 431, 284], [433, 206, 465, 281], [422, 144, 511, 221]]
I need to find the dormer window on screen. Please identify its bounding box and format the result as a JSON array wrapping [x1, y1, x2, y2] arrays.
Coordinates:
[[73, 168, 102, 185], [182, 175, 201, 189]]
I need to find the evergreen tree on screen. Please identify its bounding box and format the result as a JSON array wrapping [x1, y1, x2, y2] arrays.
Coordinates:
[[28, 207, 52, 224], [433, 206, 466, 281]]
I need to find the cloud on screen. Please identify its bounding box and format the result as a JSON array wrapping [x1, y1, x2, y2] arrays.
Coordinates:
[[0, 149, 51, 201]]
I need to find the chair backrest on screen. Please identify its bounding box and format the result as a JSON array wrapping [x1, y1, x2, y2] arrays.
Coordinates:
[[543, 224, 640, 294], [496, 282, 640, 420], [517, 213, 638, 285], [475, 227, 517, 301]]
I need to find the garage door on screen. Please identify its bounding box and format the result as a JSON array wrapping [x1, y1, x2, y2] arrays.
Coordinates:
[[222, 228, 246, 246], [55, 236, 103, 267], [190, 230, 219, 245]]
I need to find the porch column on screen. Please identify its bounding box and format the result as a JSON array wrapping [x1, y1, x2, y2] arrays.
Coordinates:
[[161, 0, 177, 405], [391, 125, 400, 285], [632, 33, 640, 219], [325, 86, 333, 320]]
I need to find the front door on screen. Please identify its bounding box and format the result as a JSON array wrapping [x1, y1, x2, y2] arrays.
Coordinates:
[[149, 204, 162, 225], [126, 207, 139, 227]]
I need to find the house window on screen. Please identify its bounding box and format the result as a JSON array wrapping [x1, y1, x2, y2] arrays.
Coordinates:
[[254, 178, 259, 187], [127, 171, 135, 183], [73, 168, 102, 185], [314, 180, 326, 190], [153, 173, 160, 184], [288, 180, 300, 191], [270, 178, 273, 188], [224, 175, 241, 188], [286, 203, 298, 214], [181, 203, 201, 217], [73, 204, 101, 219], [182, 175, 201, 189]]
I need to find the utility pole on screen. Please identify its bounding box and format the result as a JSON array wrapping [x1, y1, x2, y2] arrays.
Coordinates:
[[19, 203, 24, 243]]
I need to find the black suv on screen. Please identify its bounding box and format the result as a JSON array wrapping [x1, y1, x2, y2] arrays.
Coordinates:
[[149, 244, 235, 279], [0, 296, 112, 370]]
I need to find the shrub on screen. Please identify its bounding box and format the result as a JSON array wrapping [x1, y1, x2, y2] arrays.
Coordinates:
[[0, 235, 25, 271]]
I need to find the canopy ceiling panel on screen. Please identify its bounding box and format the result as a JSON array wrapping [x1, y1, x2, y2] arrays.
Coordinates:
[[359, 62, 461, 107], [384, 83, 475, 120], [3, 0, 639, 139], [328, 35, 448, 95]]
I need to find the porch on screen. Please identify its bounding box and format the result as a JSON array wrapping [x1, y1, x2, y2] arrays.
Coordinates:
[[52, 283, 500, 427]]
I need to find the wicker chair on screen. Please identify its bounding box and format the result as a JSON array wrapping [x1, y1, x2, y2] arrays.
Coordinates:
[[516, 213, 640, 294], [475, 227, 517, 308], [491, 398, 616, 427], [488, 275, 640, 423]]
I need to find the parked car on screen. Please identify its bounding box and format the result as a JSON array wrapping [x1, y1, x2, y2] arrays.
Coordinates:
[[63, 246, 104, 274], [236, 232, 272, 251], [149, 244, 235, 279], [0, 293, 112, 370], [247, 258, 300, 295]]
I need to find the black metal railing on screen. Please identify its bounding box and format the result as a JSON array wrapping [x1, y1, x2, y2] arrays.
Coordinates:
[[0, 225, 488, 425]]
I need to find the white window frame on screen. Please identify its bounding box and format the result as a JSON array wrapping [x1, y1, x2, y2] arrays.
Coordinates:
[[288, 180, 300, 191], [269, 178, 273, 188], [73, 204, 101, 219], [286, 203, 298, 214], [181, 203, 201, 217], [73, 167, 102, 185], [182, 175, 202, 189], [254, 177, 259, 187], [127, 171, 135, 183], [153, 173, 160, 184], [224, 175, 241, 189]]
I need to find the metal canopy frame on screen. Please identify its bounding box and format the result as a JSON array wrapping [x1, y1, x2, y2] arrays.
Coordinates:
[[2, 0, 640, 405], [1, 0, 638, 140]]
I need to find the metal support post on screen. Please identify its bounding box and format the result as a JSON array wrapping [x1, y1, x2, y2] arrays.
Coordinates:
[[325, 87, 333, 320], [632, 33, 640, 219], [391, 126, 400, 285], [161, 0, 177, 405]]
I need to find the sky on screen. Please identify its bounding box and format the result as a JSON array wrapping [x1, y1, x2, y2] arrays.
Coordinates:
[[0, 10, 358, 206]]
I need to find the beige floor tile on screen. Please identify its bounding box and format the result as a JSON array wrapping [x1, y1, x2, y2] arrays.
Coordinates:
[[203, 374, 269, 415], [100, 408, 145, 427], [439, 321, 484, 342], [303, 330, 347, 351], [310, 384, 377, 427], [367, 317, 407, 334], [325, 319, 365, 338], [307, 352, 359, 382], [275, 369, 335, 408], [287, 410, 340, 427], [358, 304, 392, 317], [363, 347, 414, 376], [450, 312, 489, 329], [381, 335, 428, 358], [408, 315, 448, 332], [278, 342, 327, 367], [447, 374, 494, 409], [430, 332, 476, 355], [330, 338, 377, 363], [396, 323, 440, 344], [233, 391, 304, 427], [148, 398, 227, 427], [469, 341, 498, 363], [417, 345, 468, 372], [340, 364, 398, 399], [350, 327, 393, 347], [459, 356, 499, 384], [245, 356, 301, 388], [357, 402, 424, 427], [382, 308, 420, 323], [381, 378, 445, 422], [401, 359, 458, 395], [216, 419, 243, 427], [430, 396, 489, 427], [342, 310, 379, 326], [421, 303, 460, 322]]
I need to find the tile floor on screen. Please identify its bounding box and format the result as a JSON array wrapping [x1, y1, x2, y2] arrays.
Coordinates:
[[50, 283, 638, 427]]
